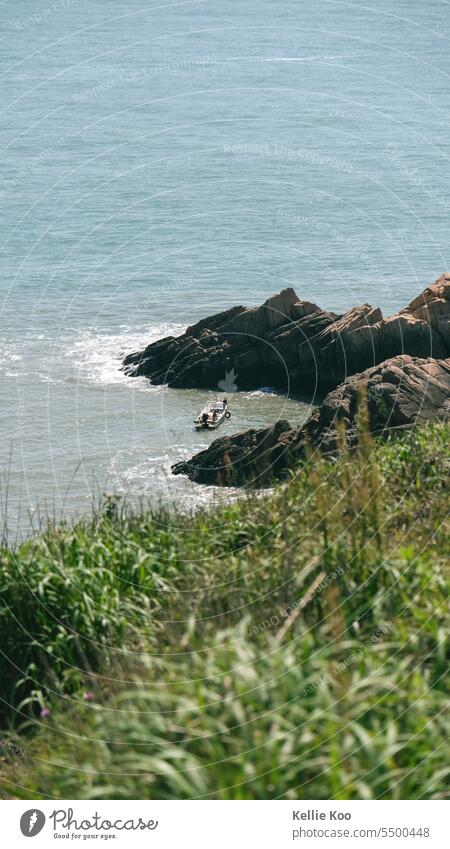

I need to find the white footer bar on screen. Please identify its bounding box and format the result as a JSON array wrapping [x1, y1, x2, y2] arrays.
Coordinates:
[[2, 800, 446, 848]]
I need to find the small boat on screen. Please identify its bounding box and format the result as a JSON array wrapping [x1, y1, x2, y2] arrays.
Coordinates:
[[194, 398, 231, 430]]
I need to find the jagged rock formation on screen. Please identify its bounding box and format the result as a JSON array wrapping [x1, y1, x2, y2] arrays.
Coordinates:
[[404, 273, 450, 339], [122, 272, 450, 486], [172, 356, 450, 486], [123, 274, 450, 393], [172, 419, 294, 488]]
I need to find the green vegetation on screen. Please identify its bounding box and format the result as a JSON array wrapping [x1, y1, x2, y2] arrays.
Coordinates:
[[0, 422, 448, 799]]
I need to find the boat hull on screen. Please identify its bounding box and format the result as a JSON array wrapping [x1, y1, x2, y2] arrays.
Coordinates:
[[194, 400, 229, 430], [195, 411, 226, 430]]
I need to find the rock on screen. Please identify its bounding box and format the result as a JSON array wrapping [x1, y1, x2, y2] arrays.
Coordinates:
[[123, 288, 318, 389], [402, 272, 450, 341], [299, 354, 450, 455], [376, 313, 447, 361], [186, 305, 247, 337], [172, 420, 293, 486], [123, 274, 450, 394], [311, 304, 383, 389], [268, 309, 338, 375], [172, 356, 450, 486]]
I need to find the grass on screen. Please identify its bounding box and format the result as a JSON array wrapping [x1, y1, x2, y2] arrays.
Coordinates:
[[0, 421, 448, 799]]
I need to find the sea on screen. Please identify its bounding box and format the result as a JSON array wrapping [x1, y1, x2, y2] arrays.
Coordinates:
[[1, 0, 449, 536]]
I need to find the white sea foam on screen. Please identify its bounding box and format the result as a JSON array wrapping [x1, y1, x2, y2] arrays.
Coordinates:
[[242, 387, 279, 398], [111, 452, 245, 508], [0, 342, 22, 370], [63, 322, 185, 389]]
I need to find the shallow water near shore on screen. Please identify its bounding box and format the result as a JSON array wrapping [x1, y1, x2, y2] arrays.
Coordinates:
[[0, 318, 313, 537], [1, 0, 450, 534]]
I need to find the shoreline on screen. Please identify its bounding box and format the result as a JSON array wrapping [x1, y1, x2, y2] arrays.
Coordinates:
[[1, 419, 448, 799], [122, 274, 450, 488]]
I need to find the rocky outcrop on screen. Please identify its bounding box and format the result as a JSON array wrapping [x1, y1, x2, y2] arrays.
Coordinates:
[[172, 419, 294, 487], [123, 288, 322, 390], [172, 356, 450, 486], [403, 272, 450, 339], [123, 275, 450, 393], [293, 354, 450, 455]]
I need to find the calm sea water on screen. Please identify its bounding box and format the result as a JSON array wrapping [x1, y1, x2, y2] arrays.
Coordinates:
[[1, 0, 450, 534]]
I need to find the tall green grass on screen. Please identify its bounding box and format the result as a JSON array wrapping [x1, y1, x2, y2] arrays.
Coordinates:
[[0, 422, 448, 799]]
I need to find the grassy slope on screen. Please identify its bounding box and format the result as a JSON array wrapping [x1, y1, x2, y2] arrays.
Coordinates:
[[0, 423, 448, 800]]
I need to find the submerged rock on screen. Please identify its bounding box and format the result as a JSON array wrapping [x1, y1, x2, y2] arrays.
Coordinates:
[[172, 356, 450, 487], [123, 275, 450, 394]]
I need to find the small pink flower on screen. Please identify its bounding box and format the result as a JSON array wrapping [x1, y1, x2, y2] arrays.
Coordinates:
[[83, 691, 94, 702], [40, 707, 50, 718]]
